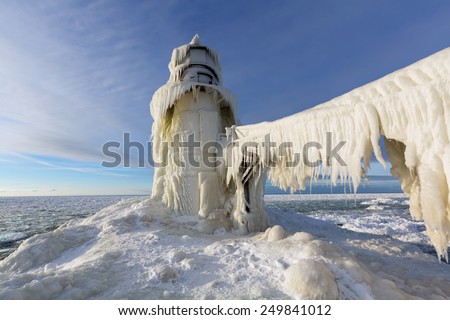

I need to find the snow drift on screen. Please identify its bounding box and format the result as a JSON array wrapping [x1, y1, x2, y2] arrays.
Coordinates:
[[1, 195, 450, 299], [229, 47, 450, 259]]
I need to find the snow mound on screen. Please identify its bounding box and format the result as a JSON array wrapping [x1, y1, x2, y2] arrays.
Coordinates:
[[285, 260, 339, 299], [266, 225, 288, 241], [0, 196, 449, 299]]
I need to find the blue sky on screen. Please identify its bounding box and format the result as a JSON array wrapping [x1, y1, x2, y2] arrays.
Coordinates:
[[1, 0, 450, 196]]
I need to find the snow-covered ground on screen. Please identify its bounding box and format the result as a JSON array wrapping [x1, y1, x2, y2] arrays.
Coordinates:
[[0, 194, 449, 299]]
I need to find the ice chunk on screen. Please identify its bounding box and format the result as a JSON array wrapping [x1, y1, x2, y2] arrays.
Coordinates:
[[284, 260, 339, 299], [267, 225, 288, 241]]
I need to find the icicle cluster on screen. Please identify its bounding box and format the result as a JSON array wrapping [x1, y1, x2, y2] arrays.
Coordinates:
[[229, 48, 450, 259]]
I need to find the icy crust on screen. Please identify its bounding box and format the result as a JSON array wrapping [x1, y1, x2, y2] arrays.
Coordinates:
[[230, 47, 450, 259], [1, 196, 450, 299]]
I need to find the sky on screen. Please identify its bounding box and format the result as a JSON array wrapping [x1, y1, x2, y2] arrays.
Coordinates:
[[1, 0, 449, 196]]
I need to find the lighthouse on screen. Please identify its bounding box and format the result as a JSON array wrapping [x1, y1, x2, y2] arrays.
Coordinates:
[[150, 35, 268, 233], [150, 35, 237, 216]]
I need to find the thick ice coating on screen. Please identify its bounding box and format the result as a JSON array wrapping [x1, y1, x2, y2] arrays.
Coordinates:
[[150, 35, 239, 218], [229, 48, 450, 260]]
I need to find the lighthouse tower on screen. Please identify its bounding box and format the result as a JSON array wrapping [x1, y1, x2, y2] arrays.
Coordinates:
[[150, 35, 238, 217], [150, 35, 268, 234]]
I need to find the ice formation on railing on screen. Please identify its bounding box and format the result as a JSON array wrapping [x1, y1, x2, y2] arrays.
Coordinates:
[[228, 48, 450, 259]]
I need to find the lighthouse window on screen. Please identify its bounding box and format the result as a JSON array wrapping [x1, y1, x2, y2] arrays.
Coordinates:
[[198, 72, 213, 84]]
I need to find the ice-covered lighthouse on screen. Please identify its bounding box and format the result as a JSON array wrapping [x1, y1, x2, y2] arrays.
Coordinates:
[[150, 35, 267, 232]]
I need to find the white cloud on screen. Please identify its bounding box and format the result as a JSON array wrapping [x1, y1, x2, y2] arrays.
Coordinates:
[[0, 1, 178, 164], [12, 153, 133, 177]]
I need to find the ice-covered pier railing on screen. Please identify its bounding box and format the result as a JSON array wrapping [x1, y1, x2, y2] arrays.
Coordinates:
[[229, 47, 450, 260], [150, 35, 450, 260]]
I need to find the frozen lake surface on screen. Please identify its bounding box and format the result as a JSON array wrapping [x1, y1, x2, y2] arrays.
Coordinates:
[[0, 196, 134, 260], [0, 194, 448, 299]]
